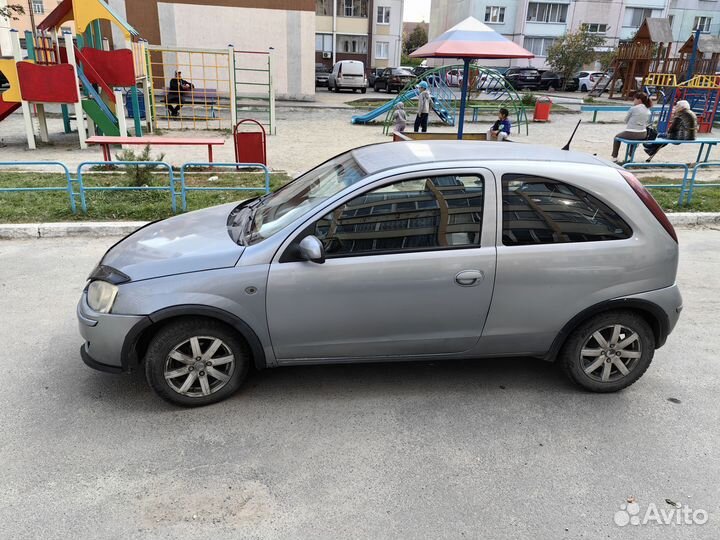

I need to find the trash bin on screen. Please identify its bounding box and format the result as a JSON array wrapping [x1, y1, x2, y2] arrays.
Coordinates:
[[533, 96, 552, 122], [125, 90, 146, 120], [234, 119, 267, 166]]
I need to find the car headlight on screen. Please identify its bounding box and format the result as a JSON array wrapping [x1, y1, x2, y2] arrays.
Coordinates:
[[87, 280, 119, 313]]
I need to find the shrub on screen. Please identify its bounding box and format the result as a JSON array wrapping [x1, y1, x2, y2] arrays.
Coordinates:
[[521, 93, 537, 106], [115, 145, 166, 187]]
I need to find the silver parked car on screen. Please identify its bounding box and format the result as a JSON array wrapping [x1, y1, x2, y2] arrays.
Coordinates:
[[78, 142, 682, 406]]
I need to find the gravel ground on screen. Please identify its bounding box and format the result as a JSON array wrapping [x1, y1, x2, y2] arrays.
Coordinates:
[[0, 96, 713, 178]]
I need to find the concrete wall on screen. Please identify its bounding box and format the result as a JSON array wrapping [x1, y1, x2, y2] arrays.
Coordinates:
[[122, 0, 314, 100]]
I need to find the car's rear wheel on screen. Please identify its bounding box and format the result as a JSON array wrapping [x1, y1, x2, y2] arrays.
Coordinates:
[[581, 84, 588, 92], [559, 311, 655, 393], [145, 318, 250, 407]]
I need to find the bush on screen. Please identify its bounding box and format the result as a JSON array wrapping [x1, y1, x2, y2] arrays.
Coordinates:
[[115, 145, 166, 187], [521, 93, 537, 106]]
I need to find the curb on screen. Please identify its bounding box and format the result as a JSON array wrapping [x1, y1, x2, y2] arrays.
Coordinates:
[[1, 214, 719, 240]]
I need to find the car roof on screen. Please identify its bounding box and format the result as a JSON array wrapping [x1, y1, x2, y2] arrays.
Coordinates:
[[351, 141, 610, 174]]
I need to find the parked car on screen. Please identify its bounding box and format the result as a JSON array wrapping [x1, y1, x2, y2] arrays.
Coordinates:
[[576, 71, 604, 92], [78, 141, 682, 407], [315, 63, 330, 87], [328, 60, 367, 93], [446, 68, 463, 87], [539, 70, 578, 91], [476, 68, 505, 91], [367, 68, 384, 88], [373, 67, 415, 93], [504, 67, 542, 90], [414, 66, 442, 87]]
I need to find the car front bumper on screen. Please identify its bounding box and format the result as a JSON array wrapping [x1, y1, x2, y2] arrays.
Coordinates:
[[77, 293, 148, 373]]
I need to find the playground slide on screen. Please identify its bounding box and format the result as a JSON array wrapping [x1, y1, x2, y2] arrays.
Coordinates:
[[0, 95, 21, 122], [351, 88, 419, 124], [77, 68, 120, 136]]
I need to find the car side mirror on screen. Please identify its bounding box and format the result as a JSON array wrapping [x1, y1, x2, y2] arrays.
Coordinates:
[[298, 235, 326, 264]]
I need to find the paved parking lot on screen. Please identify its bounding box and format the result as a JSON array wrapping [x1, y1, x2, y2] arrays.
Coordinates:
[[1, 229, 718, 539]]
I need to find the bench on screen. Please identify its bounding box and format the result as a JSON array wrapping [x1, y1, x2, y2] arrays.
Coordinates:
[[155, 88, 219, 118], [87, 136, 226, 162], [581, 104, 662, 123], [615, 136, 720, 163]]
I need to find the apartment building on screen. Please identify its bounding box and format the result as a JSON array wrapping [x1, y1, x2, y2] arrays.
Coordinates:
[[430, 0, 720, 68], [315, 0, 404, 71]]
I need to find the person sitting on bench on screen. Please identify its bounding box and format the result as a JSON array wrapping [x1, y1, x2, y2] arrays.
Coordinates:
[[167, 71, 194, 117], [644, 100, 698, 162], [487, 108, 511, 141], [611, 92, 651, 163]]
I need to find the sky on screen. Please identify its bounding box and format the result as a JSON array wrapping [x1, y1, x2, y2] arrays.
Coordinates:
[[403, 0, 431, 22]]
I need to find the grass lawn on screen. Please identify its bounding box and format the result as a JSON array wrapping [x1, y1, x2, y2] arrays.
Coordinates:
[[0, 170, 291, 223], [0, 171, 718, 223]]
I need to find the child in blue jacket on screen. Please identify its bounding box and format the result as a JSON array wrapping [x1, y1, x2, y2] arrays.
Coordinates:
[[487, 108, 511, 141]]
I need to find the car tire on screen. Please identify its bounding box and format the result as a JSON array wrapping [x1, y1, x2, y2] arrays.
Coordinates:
[[361, 87, 367, 94], [145, 318, 250, 407], [374, 83, 380, 92], [581, 84, 588, 92], [559, 311, 655, 393]]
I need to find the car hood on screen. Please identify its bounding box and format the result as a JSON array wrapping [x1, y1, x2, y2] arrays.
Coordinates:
[[100, 203, 245, 282]]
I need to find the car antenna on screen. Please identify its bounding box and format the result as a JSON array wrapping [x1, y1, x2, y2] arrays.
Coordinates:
[[562, 119, 582, 151]]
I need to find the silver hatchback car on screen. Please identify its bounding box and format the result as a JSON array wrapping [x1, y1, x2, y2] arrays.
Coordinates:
[[78, 142, 682, 406]]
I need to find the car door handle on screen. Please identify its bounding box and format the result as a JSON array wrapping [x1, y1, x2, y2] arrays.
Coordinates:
[[455, 270, 484, 287]]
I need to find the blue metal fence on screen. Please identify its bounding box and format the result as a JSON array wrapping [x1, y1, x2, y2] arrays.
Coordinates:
[[0, 160, 272, 214], [179, 163, 270, 211], [0, 162, 78, 213], [622, 162, 690, 206], [77, 161, 177, 213], [685, 161, 720, 205]]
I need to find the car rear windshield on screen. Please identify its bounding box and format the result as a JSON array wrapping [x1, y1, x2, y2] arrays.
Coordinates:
[[392, 69, 414, 76]]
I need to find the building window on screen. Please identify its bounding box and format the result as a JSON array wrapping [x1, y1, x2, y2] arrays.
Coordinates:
[[524, 37, 557, 56], [694, 16, 712, 32], [338, 35, 368, 54], [32, 1, 44, 14], [375, 41, 389, 59], [668, 15, 674, 29], [623, 8, 659, 28], [315, 34, 333, 52], [338, 0, 368, 18], [502, 175, 631, 246], [485, 6, 505, 24], [316, 0, 332, 16], [581, 23, 608, 34], [377, 6, 390, 24], [526, 3, 568, 24]]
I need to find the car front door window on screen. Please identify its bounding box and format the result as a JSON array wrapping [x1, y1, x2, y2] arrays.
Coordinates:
[[313, 175, 484, 257]]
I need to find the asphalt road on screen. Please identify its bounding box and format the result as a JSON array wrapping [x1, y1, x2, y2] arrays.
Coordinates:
[[1, 230, 718, 539]]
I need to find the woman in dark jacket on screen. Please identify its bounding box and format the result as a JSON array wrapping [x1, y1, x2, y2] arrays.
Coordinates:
[[645, 100, 698, 161]]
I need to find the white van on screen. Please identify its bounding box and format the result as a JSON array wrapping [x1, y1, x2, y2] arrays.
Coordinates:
[[328, 60, 367, 93]]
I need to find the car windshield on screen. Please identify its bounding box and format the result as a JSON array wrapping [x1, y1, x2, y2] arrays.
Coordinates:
[[316, 65, 329, 73], [392, 69, 413, 76], [230, 153, 367, 245]]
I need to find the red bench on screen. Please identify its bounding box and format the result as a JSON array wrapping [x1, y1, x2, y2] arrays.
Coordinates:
[[87, 136, 225, 162]]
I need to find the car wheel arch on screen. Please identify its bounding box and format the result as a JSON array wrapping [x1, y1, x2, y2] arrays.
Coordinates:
[[121, 305, 267, 372], [544, 299, 669, 362]]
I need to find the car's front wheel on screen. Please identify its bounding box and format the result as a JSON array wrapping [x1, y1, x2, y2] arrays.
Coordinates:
[[559, 311, 655, 393], [145, 318, 250, 406]]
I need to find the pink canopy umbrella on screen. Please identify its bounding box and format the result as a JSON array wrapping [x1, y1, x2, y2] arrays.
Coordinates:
[[411, 17, 534, 138]]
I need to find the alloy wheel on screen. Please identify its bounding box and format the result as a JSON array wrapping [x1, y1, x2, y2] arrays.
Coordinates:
[[164, 336, 235, 397], [580, 325, 643, 383]]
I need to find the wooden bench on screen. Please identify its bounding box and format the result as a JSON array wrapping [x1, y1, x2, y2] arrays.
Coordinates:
[[87, 136, 226, 162], [155, 88, 219, 118], [581, 104, 662, 123], [615, 136, 720, 163]]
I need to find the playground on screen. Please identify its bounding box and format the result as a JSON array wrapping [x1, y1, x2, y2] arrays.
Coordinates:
[[2, 8, 720, 221]]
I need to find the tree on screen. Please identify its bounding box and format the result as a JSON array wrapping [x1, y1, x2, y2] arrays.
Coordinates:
[[0, 4, 24, 20], [546, 28, 606, 90], [404, 24, 428, 55]]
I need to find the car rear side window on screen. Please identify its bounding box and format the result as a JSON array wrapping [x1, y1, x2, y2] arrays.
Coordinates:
[[502, 174, 631, 246], [314, 175, 484, 257]]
